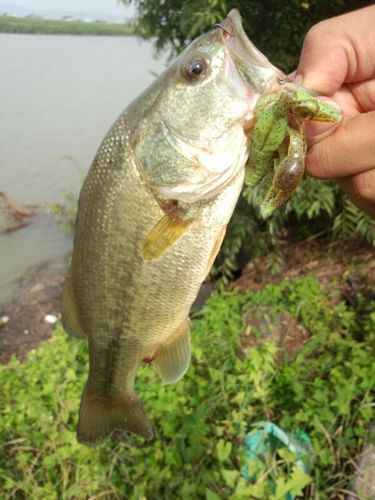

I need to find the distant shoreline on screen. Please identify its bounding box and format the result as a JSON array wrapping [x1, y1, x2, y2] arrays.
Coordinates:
[[0, 15, 136, 36]]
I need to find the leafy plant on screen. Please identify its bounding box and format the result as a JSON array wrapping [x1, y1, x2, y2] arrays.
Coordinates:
[[0, 276, 373, 498]]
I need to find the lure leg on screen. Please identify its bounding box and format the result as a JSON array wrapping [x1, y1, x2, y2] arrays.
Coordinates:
[[260, 126, 305, 218], [245, 94, 288, 188]]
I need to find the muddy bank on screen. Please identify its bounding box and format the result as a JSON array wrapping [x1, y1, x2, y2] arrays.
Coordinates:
[[0, 253, 70, 363], [234, 238, 375, 298]]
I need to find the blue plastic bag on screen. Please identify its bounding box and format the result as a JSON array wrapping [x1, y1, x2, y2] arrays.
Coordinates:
[[240, 421, 313, 499]]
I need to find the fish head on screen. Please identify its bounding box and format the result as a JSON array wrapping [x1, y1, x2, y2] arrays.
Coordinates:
[[157, 8, 284, 136], [134, 9, 283, 202], [219, 9, 284, 94]]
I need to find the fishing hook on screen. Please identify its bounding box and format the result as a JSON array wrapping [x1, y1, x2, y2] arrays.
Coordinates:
[[214, 23, 233, 39]]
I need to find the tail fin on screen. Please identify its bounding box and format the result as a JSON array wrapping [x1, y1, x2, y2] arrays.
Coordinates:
[[76, 384, 153, 446]]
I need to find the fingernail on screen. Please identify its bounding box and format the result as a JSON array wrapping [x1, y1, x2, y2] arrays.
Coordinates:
[[294, 72, 332, 96], [305, 121, 339, 144], [320, 97, 342, 113]]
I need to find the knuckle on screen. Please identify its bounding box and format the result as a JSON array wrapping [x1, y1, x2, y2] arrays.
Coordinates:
[[351, 174, 375, 203], [305, 143, 335, 179], [304, 20, 330, 46]]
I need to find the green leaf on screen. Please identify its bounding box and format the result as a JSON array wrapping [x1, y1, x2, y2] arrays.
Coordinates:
[[216, 439, 232, 462], [277, 446, 296, 462], [205, 488, 222, 500], [271, 467, 312, 499], [221, 469, 240, 488]]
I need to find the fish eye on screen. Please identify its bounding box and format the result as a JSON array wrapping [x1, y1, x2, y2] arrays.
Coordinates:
[[182, 57, 209, 81]]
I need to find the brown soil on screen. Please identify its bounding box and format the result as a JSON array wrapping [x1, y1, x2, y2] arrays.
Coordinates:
[[0, 253, 70, 363], [234, 238, 375, 295]]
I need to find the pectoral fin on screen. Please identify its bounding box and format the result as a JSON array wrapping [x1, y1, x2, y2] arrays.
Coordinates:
[[154, 319, 191, 384], [61, 274, 86, 338], [143, 207, 193, 261]]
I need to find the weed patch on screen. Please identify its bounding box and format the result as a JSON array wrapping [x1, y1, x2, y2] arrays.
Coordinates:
[[0, 277, 373, 498]]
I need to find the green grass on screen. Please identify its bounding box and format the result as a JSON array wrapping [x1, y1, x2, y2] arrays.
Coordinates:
[[0, 16, 136, 36], [0, 276, 374, 498]]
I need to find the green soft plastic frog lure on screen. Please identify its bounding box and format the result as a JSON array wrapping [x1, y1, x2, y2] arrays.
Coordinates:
[[245, 81, 342, 218]]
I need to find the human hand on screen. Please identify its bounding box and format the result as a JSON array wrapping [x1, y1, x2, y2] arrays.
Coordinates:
[[295, 5, 375, 216]]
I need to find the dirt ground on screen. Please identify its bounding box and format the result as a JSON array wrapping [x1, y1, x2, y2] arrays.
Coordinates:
[[234, 237, 375, 296], [0, 253, 70, 363]]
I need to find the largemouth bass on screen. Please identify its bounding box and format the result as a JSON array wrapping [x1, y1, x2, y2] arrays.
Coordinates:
[[62, 9, 282, 446]]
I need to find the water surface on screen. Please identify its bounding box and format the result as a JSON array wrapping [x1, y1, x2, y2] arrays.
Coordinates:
[[0, 33, 166, 302]]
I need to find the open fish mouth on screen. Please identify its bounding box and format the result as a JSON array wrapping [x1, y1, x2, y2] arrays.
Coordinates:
[[216, 9, 284, 93]]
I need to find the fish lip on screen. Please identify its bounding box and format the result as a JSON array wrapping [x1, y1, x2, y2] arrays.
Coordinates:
[[218, 8, 284, 93]]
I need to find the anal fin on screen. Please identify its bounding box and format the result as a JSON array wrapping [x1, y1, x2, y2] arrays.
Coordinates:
[[61, 274, 86, 338], [154, 319, 191, 384], [143, 206, 193, 261], [77, 384, 153, 446]]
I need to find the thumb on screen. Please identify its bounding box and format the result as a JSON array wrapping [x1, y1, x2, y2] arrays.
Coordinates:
[[296, 38, 347, 95], [296, 5, 375, 95]]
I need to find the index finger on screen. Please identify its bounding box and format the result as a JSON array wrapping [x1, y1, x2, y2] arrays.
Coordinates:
[[305, 110, 375, 179]]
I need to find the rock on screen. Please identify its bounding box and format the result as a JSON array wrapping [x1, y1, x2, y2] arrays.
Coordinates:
[[0, 315, 10, 326], [30, 283, 45, 293], [44, 314, 57, 325]]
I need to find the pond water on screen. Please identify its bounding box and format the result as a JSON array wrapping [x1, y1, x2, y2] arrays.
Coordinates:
[[0, 33, 166, 303]]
